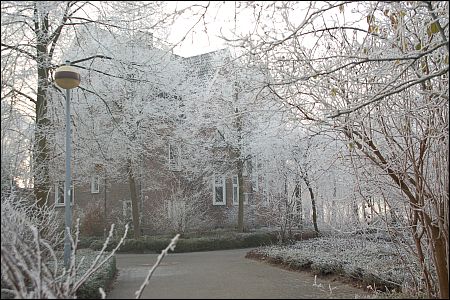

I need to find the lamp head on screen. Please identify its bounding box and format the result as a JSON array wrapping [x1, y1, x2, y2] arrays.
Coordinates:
[[55, 64, 80, 89]]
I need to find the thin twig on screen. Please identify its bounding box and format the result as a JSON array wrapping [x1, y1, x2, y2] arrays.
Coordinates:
[[134, 234, 181, 299]]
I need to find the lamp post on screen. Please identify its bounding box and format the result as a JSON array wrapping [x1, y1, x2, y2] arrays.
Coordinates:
[[55, 61, 80, 269]]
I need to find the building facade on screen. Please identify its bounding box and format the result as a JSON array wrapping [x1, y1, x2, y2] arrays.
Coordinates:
[[50, 36, 269, 235]]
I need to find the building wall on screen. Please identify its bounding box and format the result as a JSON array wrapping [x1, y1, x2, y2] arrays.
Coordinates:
[[69, 164, 265, 235], [58, 46, 268, 235]]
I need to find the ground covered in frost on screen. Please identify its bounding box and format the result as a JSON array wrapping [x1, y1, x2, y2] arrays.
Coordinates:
[[246, 234, 422, 295]]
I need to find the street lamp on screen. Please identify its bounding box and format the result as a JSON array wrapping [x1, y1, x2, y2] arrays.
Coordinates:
[[55, 61, 80, 269]]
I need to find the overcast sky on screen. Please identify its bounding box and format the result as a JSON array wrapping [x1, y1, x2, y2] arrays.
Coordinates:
[[165, 1, 245, 57], [164, 1, 368, 58]]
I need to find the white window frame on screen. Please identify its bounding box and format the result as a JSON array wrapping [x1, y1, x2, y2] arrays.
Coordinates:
[[233, 175, 249, 205], [168, 143, 181, 171], [232, 175, 239, 205], [55, 181, 74, 207], [213, 175, 226, 205], [91, 175, 100, 193]]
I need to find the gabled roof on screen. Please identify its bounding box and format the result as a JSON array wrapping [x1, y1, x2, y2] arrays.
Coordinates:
[[180, 48, 232, 85]]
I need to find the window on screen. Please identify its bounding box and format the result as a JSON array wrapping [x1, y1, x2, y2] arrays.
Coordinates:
[[213, 175, 226, 205], [232, 175, 239, 205], [91, 175, 100, 193], [55, 181, 74, 207], [168, 144, 181, 171]]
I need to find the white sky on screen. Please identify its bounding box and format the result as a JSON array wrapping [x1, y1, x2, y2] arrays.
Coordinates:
[[164, 1, 367, 57], [165, 1, 247, 57]]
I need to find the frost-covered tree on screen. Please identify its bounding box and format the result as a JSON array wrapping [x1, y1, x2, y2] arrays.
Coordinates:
[[1, 98, 33, 195], [2, 1, 215, 242], [57, 23, 190, 237], [174, 50, 284, 232], [223, 1, 448, 298], [1, 0, 211, 209]]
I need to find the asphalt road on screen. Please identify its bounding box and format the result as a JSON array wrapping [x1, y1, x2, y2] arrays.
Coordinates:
[[106, 248, 367, 299]]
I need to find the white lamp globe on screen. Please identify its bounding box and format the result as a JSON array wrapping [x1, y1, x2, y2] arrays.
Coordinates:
[[55, 65, 80, 89]]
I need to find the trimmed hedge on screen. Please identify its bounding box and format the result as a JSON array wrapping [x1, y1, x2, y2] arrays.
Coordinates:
[[76, 236, 100, 249], [80, 231, 279, 254], [75, 250, 117, 299]]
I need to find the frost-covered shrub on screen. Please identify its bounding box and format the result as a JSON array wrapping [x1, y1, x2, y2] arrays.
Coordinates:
[[83, 231, 278, 253], [77, 236, 99, 249], [1, 192, 64, 252], [251, 236, 422, 292], [75, 250, 117, 299], [285, 256, 313, 270], [1, 193, 128, 298], [1, 193, 65, 297], [310, 259, 344, 275]]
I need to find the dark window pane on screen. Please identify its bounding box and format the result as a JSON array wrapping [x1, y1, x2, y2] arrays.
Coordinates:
[[215, 187, 223, 202]]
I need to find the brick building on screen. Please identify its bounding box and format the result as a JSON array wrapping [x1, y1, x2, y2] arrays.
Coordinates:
[[50, 33, 268, 235]]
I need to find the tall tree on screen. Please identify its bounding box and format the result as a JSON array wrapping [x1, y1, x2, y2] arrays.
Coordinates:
[[175, 50, 274, 231], [1, 1, 210, 209], [224, 1, 448, 298]]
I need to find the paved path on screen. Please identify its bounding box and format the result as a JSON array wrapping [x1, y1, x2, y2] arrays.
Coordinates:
[[107, 248, 367, 299]]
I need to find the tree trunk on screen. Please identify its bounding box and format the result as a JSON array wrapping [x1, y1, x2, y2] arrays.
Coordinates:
[[237, 160, 245, 232], [33, 8, 51, 208], [432, 232, 449, 299], [284, 177, 295, 239], [353, 200, 360, 225], [411, 212, 434, 297], [34, 110, 51, 208], [303, 176, 319, 233], [127, 160, 141, 238], [424, 212, 449, 299], [104, 176, 108, 237], [293, 181, 303, 230], [234, 81, 245, 233]]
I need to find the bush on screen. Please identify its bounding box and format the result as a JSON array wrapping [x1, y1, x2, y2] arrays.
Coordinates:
[[121, 237, 170, 253], [176, 237, 211, 252], [82, 230, 279, 253], [310, 259, 344, 276], [241, 232, 276, 247], [78, 236, 98, 249], [249, 237, 419, 294], [1, 193, 124, 299], [89, 239, 123, 252], [76, 250, 117, 299], [288, 258, 313, 270]]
